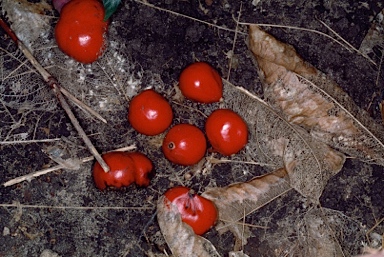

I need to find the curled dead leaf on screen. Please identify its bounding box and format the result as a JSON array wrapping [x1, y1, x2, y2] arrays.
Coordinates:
[[248, 25, 384, 166]]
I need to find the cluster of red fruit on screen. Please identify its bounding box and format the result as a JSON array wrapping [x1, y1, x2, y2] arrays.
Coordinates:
[[53, 0, 248, 236], [95, 62, 248, 235], [128, 62, 248, 165]]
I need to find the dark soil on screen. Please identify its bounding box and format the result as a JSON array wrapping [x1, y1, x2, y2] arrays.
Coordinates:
[[1, 0, 383, 256]]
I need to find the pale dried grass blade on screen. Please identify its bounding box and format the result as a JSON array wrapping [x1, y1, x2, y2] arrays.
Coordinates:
[[248, 25, 384, 166], [156, 196, 221, 257]]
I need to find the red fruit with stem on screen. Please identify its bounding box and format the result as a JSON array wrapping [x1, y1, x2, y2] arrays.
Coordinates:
[[164, 186, 218, 235]]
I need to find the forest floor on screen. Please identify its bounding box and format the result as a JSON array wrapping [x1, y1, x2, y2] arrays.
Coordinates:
[[0, 0, 384, 256]]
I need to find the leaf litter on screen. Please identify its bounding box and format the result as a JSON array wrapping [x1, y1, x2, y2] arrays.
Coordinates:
[[248, 24, 384, 166], [1, 1, 384, 257], [159, 25, 384, 256]]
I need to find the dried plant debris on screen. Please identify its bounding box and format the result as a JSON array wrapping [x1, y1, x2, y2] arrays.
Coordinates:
[[222, 82, 345, 200], [295, 207, 367, 257], [1, 0, 53, 52], [156, 196, 221, 257], [228, 251, 250, 257], [248, 25, 384, 166], [202, 168, 291, 244], [360, 8, 384, 64]]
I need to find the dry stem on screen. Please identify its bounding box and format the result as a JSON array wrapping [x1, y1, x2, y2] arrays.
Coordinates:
[[0, 17, 110, 172], [3, 145, 136, 187]]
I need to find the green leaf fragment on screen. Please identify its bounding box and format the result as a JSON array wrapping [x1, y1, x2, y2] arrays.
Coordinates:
[[103, 0, 121, 20]]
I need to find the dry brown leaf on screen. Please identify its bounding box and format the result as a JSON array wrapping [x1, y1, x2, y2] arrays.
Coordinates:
[[248, 25, 384, 166], [202, 168, 291, 244], [222, 81, 345, 200], [156, 196, 221, 257]]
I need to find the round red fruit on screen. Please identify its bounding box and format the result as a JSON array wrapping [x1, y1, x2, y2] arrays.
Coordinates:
[[179, 62, 223, 103], [164, 186, 218, 235], [162, 124, 206, 166], [92, 151, 136, 190], [128, 89, 173, 136], [205, 109, 248, 156], [127, 152, 153, 187], [55, 0, 108, 63]]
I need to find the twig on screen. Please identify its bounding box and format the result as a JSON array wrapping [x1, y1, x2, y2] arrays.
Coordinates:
[[366, 216, 384, 244], [3, 156, 94, 187], [237, 21, 377, 66], [317, 19, 376, 66], [0, 17, 110, 172], [134, 0, 245, 35], [3, 145, 137, 187], [206, 155, 274, 167], [0, 202, 152, 211], [0, 138, 61, 145], [60, 87, 107, 123], [0, 33, 107, 124], [227, 3, 243, 81]]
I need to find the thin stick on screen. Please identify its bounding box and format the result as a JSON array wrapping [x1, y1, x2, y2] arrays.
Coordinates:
[[227, 3, 243, 81], [0, 37, 107, 124], [0, 138, 61, 145], [366, 216, 384, 242], [0, 17, 110, 172], [317, 19, 376, 66], [134, 0, 245, 35], [3, 145, 137, 187], [237, 21, 376, 66], [0, 202, 152, 211], [3, 156, 94, 187], [206, 155, 275, 167], [60, 87, 107, 124]]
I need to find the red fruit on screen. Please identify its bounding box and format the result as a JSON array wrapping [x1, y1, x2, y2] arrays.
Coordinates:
[[164, 186, 218, 235], [128, 89, 173, 136], [205, 109, 248, 156], [162, 124, 206, 166], [55, 0, 108, 63], [127, 152, 153, 187], [93, 152, 135, 190], [92, 151, 153, 190], [179, 62, 223, 103]]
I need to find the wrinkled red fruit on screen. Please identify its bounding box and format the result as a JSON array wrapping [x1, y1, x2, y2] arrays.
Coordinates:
[[92, 151, 153, 190], [164, 186, 218, 235]]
